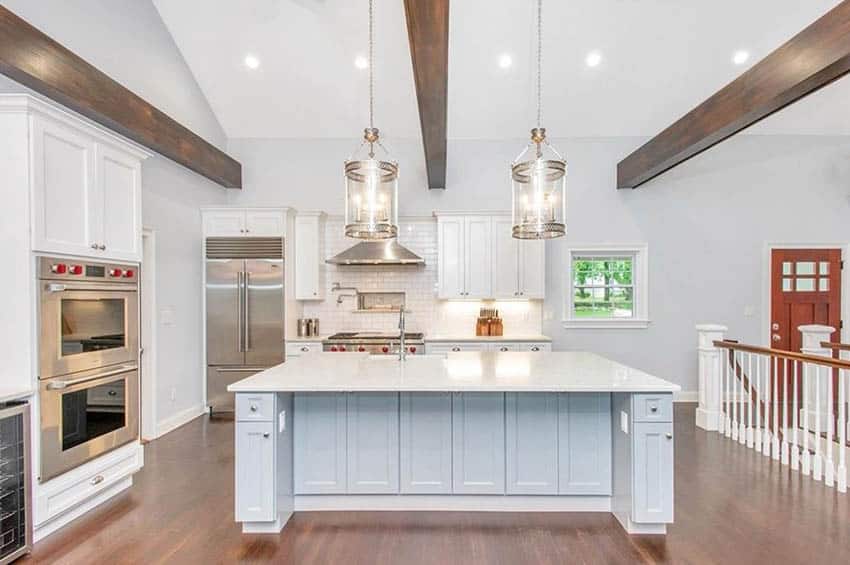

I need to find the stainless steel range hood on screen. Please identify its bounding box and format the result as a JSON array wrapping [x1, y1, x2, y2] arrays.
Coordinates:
[[326, 239, 425, 266]]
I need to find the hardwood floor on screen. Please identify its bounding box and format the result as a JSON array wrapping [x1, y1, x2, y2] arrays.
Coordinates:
[[23, 404, 850, 564]]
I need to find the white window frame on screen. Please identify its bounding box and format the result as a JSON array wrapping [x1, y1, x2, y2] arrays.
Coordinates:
[[562, 243, 650, 329]]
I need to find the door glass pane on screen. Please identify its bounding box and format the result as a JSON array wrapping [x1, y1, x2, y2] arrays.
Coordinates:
[[782, 278, 793, 292], [819, 278, 829, 291], [795, 262, 815, 276], [62, 380, 126, 450], [61, 299, 125, 356], [782, 262, 793, 275], [819, 262, 830, 275], [796, 278, 815, 292]]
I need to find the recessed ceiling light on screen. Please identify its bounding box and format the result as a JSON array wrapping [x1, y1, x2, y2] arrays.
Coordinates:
[[585, 50, 602, 68], [732, 50, 750, 65], [498, 54, 513, 69], [354, 55, 369, 70], [244, 55, 260, 70]]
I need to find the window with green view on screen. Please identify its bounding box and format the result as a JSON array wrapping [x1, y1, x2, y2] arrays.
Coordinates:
[[572, 256, 634, 319]]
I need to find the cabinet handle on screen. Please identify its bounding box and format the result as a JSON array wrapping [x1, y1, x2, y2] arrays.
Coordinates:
[[531, 346, 540, 352], [90, 243, 99, 250], [499, 347, 509, 352], [99, 244, 106, 250], [666, 433, 673, 440], [650, 406, 658, 413], [451, 347, 461, 352], [301, 346, 309, 352], [263, 432, 270, 438], [250, 404, 258, 412], [108, 390, 117, 396], [90, 475, 104, 486]]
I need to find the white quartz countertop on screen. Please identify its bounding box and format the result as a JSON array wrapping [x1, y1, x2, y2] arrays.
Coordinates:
[[286, 336, 328, 343], [425, 334, 551, 343], [228, 351, 679, 393]]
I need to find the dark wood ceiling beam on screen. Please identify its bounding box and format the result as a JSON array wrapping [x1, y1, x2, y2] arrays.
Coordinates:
[[617, 0, 850, 189], [404, 0, 449, 189], [0, 6, 241, 188]]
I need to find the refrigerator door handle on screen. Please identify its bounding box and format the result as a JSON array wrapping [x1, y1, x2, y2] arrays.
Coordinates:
[[236, 271, 243, 353], [244, 271, 251, 351]]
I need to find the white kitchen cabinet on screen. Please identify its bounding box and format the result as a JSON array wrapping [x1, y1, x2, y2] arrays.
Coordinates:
[[203, 209, 287, 237], [424, 342, 489, 356], [285, 341, 322, 359], [400, 392, 453, 494], [452, 392, 505, 494], [437, 216, 465, 298], [203, 210, 246, 236], [346, 393, 399, 494], [631, 422, 674, 523], [436, 212, 544, 299], [559, 393, 612, 495], [506, 393, 559, 494], [235, 421, 276, 522], [294, 213, 325, 300], [294, 393, 347, 494], [30, 111, 146, 261], [246, 209, 286, 236]]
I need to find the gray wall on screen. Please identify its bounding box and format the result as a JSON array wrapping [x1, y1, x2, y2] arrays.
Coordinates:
[[228, 135, 850, 393], [0, 0, 228, 430]]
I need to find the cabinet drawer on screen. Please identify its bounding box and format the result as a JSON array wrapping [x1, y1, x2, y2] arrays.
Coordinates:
[[236, 393, 275, 421], [632, 394, 673, 423], [426, 343, 489, 356], [522, 343, 551, 352], [286, 342, 322, 358]]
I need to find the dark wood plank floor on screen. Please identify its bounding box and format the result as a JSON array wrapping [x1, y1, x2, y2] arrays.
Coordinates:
[[23, 404, 850, 564]]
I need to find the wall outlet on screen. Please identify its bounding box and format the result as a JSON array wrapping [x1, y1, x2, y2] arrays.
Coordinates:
[[743, 305, 755, 318], [160, 307, 176, 326], [170, 387, 176, 402]]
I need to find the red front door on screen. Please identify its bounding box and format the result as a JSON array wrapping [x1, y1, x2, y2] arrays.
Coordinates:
[[770, 248, 842, 351]]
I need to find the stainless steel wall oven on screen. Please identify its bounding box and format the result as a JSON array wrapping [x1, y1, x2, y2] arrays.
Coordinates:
[[37, 257, 139, 482]]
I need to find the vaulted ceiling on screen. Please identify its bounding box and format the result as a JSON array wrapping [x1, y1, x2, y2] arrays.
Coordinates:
[[154, 0, 847, 141]]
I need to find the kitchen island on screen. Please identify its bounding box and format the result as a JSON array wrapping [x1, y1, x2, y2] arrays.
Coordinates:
[[228, 352, 680, 535]]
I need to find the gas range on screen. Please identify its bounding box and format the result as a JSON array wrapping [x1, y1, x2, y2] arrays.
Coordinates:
[[323, 332, 425, 355]]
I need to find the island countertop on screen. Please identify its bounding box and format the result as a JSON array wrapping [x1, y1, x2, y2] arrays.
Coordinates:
[[227, 351, 680, 393]]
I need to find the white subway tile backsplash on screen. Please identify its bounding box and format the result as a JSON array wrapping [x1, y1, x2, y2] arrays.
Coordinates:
[[302, 218, 543, 337]]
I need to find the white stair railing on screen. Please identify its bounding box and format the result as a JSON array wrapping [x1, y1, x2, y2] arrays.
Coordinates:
[[696, 324, 850, 493]]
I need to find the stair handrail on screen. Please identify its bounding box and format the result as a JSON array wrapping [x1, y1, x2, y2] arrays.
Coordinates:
[[713, 340, 850, 371]]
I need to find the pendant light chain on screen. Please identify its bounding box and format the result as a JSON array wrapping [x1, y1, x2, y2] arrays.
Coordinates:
[[536, 0, 542, 130], [369, 0, 374, 132]]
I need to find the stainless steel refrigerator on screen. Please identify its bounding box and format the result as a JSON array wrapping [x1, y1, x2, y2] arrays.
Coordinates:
[[205, 237, 285, 414]]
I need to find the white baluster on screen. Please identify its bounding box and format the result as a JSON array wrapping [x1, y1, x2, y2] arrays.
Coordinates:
[[772, 355, 780, 460], [754, 353, 762, 453], [802, 362, 811, 476], [747, 353, 754, 449], [730, 350, 738, 441], [739, 352, 747, 445], [838, 369, 847, 493], [825, 363, 835, 487], [781, 357, 789, 466], [762, 355, 771, 457], [813, 364, 823, 482], [792, 360, 801, 471]]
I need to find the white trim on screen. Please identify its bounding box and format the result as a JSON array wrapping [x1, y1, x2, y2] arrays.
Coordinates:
[[613, 511, 667, 535], [156, 404, 205, 438], [433, 210, 510, 218], [34, 477, 133, 542], [294, 494, 611, 512], [761, 242, 849, 347], [141, 228, 157, 441], [673, 390, 698, 403], [562, 243, 650, 329]]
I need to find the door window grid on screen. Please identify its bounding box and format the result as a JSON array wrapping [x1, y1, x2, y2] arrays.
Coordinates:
[[781, 260, 832, 293]]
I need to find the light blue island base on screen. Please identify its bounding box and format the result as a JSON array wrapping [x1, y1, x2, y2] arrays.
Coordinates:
[[234, 391, 674, 536]]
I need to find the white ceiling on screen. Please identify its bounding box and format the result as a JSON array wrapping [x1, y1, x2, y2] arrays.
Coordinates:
[[154, 0, 848, 141]]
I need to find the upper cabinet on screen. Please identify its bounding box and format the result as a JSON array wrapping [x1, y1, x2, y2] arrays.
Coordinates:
[[203, 209, 287, 237], [436, 213, 545, 300], [294, 212, 325, 300], [30, 107, 147, 262]]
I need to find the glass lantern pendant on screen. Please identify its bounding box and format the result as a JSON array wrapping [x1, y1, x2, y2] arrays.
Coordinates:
[[510, 0, 567, 240], [343, 0, 399, 240]]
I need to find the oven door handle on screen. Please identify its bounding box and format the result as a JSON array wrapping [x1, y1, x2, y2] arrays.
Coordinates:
[[45, 365, 136, 390], [44, 282, 136, 293]]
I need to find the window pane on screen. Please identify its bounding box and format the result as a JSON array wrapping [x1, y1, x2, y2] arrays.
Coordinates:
[[819, 278, 829, 291], [796, 278, 815, 292], [782, 278, 792, 292], [819, 262, 829, 275], [573, 256, 633, 288], [782, 262, 793, 275], [796, 262, 815, 276], [573, 286, 634, 319]]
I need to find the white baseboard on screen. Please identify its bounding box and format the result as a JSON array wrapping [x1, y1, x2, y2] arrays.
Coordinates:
[[34, 477, 133, 542], [674, 390, 698, 403], [294, 495, 611, 512], [156, 403, 205, 438]]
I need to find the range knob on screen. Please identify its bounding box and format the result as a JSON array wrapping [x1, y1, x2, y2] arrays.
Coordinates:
[[408, 346, 417, 354], [330, 346, 338, 352], [358, 346, 366, 352], [339, 346, 347, 352], [381, 346, 389, 354], [51, 263, 67, 274], [109, 268, 123, 278], [123, 269, 135, 278], [69, 265, 83, 275]]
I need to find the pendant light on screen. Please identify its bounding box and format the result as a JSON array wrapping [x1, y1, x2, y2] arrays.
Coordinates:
[[511, 0, 566, 239], [344, 0, 399, 240]]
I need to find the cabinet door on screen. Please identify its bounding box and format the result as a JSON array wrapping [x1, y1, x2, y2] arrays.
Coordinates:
[[632, 422, 674, 523], [506, 393, 558, 494], [204, 210, 246, 237], [437, 217, 465, 298], [294, 393, 347, 494], [347, 393, 399, 493], [246, 210, 285, 236], [491, 216, 519, 298], [235, 421, 276, 522], [294, 215, 323, 300], [400, 392, 452, 494], [452, 392, 505, 494], [464, 217, 492, 298], [558, 393, 612, 495], [31, 115, 98, 256], [97, 144, 142, 261], [519, 239, 545, 298]]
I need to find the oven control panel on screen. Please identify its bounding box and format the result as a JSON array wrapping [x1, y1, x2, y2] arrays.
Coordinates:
[[39, 256, 138, 283]]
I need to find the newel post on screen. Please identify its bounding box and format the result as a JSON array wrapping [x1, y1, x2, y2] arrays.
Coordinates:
[[696, 324, 728, 431]]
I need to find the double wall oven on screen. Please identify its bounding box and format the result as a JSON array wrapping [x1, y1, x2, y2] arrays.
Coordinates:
[[37, 257, 139, 482]]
